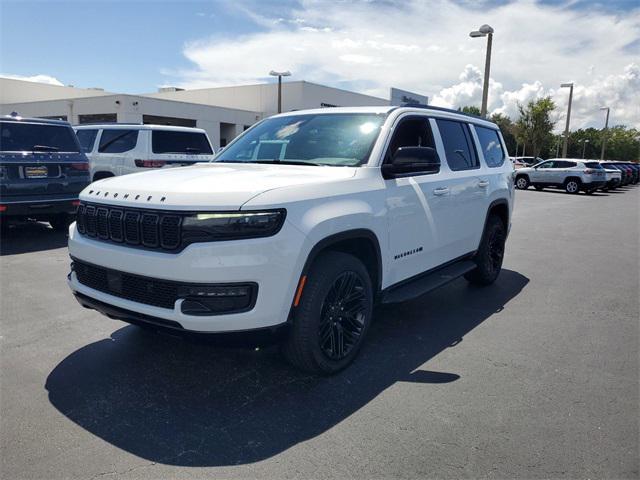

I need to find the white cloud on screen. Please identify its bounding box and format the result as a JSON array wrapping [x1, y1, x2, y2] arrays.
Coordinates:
[[168, 0, 640, 128], [0, 73, 64, 86]]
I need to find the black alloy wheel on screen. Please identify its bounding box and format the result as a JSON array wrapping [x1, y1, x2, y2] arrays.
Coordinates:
[[318, 271, 367, 360]]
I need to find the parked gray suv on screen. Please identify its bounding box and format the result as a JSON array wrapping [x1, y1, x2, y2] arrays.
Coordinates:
[[515, 159, 606, 194]]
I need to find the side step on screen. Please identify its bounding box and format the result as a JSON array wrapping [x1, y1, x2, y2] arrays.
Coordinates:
[[380, 260, 477, 304]]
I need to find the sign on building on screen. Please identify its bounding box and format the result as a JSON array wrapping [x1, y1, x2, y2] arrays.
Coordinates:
[[390, 88, 429, 106]]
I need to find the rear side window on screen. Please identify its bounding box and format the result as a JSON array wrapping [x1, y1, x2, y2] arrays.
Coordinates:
[[436, 119, 479, 171], [0, 122, 79, 153], [98, 129, 138, 153], [76, 129, 98, 153], [584, 162, 603, 169], [475, 126, 505, 167], [152, 130, 213, 154]]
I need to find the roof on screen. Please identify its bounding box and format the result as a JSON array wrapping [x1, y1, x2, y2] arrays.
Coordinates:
[[74, 123, 207, 133], [1, 115, 70, 126], [272, 105, 499, 128]]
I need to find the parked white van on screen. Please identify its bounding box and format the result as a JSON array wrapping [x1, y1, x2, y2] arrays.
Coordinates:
[[74, 124, 216, 181]]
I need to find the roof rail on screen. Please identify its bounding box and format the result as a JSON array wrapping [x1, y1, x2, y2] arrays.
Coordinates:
[[74, 122, 144, 126], [396, 103, 490, 121]]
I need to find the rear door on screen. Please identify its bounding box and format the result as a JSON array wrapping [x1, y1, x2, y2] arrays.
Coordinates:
[[0, 120, 89, 201], [95, 128, 140, 176], [148, 130, 215, 169], [432, 118, 487, 257]]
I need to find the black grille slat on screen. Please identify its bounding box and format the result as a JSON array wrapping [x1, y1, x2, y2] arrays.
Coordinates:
[[77, 202, 185, 252], [108, 209, 124, 242], [76, 204, 86, 234], [85, 205, 97, 236], [141, 214, 159, 247], [124, 212, 140, 245], [160, 215, 181, 249], [96, 208, 109, 239]]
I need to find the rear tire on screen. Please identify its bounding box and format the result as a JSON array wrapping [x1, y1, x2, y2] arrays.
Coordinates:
[[564, 179, 580, 194], [281, 251, 373, 375], [515, 176, 529, 190], [49, 214, 71, 232], [465, 215, 506, 286]]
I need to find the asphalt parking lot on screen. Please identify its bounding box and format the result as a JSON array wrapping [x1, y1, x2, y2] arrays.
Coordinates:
[[1, 185, 638, 479]]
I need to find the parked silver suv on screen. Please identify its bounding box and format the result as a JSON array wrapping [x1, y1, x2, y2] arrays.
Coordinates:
[[515, 159, 606, 194]]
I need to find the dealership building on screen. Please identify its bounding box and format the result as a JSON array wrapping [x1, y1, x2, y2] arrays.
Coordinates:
[[0, 78, 427, 149]]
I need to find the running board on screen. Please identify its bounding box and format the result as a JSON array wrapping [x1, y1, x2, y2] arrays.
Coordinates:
[[380, 260, 477, 304]]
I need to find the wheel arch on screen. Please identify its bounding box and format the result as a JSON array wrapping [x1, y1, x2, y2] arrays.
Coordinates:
[[299, 229, 383, 296], [484, 198, 510, 233]]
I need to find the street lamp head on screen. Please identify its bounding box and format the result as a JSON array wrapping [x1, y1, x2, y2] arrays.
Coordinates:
[[600, 106, 609, 111], [269, 70, 291, 77], [479, 24, 494, 34], [560, 82, 573, 88], [469, 24, 493, 37]]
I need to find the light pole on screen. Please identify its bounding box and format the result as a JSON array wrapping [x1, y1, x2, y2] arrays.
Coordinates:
[[469, 24, 494, 117], [580, 139, 590, 159], [600, 106, 610, 160], [269, 70, 291, 113], [560, 82, 574, 158]]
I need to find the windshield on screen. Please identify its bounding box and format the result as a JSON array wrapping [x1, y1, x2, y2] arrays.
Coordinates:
[[215, 113, 386, 167], [0, 121, 79, 153]]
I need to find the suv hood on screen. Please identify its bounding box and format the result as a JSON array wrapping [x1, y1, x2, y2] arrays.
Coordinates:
[[80, 162, 357, 210]]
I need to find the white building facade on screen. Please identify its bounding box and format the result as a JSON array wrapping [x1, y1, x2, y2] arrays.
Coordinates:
[[1, 78, 426, 148]]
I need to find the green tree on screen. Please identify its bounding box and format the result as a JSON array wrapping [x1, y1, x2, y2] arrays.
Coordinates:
[[459, 105, 481, 116], [605, 126, 640, 161], [515, 97, 556, 158]]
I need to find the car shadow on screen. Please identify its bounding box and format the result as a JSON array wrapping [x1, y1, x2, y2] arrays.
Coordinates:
[[531, 188, 610, 197], [0, 220, 68, 255], [45, 269, 528, 467]]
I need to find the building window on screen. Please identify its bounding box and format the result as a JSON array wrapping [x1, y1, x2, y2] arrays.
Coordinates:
[[142, 115, 196, 128], [39, 115, 68, 121], [78, 113, 117, 125]]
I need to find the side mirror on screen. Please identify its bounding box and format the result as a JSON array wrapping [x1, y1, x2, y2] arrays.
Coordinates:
[[382, 146, 440, 179]]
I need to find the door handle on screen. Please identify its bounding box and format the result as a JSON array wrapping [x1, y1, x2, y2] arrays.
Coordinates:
[[478, 180, 489, 188], [433, 187, 450, 196]]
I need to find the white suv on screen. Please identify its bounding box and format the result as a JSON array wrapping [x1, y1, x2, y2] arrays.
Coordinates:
[[515, 158, 607, 194], [67, 106, 514, 374], [74, 124, 216, 182]]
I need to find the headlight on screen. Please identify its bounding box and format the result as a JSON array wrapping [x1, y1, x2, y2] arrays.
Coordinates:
[[182, 209, 286, 243]]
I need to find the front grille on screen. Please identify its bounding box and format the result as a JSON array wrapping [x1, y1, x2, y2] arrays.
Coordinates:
[[73, 259, 184, 309], [77, 203, 182, 251]]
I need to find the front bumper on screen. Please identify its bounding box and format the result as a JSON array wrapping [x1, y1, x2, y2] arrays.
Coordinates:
[[67, 221, 308, 332]]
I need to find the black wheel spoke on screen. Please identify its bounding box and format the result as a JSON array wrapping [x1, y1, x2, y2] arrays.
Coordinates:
[[318, 271, 368, 360]]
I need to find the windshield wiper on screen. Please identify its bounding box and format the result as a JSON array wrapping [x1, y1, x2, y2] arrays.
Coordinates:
[[251, 159, 322, 166], [32, 145, 59, 152]]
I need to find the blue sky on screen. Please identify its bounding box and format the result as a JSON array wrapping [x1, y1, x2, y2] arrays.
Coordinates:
[[1, 0, 639, 128]]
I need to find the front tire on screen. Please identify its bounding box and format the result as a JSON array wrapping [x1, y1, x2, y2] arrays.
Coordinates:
[[465, 215, 506, 286], [281, 251, 373, 375]]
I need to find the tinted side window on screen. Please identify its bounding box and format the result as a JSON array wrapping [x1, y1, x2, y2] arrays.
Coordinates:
[[436, 120, 478, 171], [537, 161, 554, 169], [76, 129, 98, 153], [386, 117, 435, 162], [98, 130, 138, 153], [0, 122, 79, 152], [562, 161, 577, 168], [152, 131, 213, 154], [475, 126, 505, 167]]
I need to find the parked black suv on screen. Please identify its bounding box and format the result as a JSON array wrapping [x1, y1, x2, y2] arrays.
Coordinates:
[[0, 116, 90, 231]]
